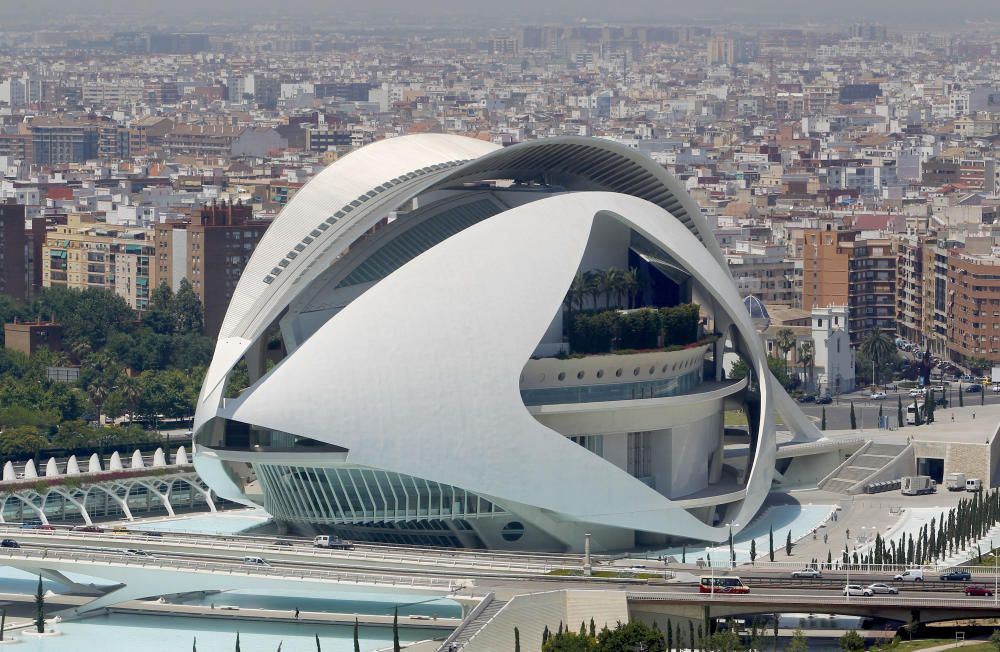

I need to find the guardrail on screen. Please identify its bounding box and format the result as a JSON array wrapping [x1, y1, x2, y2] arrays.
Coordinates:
[[624, 591, 999, 608], [0, 525, 580, 574], [0, 546, 460, 591]]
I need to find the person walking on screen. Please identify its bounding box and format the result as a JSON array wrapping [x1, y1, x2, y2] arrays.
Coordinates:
[[294, 608, 300, 619]]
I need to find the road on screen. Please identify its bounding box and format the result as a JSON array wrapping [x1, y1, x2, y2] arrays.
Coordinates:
[[792, 387, 1000, 430]]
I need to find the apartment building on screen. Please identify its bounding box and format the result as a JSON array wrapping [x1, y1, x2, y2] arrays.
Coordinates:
[[724, 241, 798, 306], [896, 232, 931, 345], [947, 249, 1000, 364], [42, 214, 154, 310], [30, 119, 99, 165], [802, 225, 896, 342], [0, 200, 27, 300], [155, 201, 270, 337]]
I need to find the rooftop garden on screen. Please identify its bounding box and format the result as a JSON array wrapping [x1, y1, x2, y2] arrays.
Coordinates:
[[566, 303, 705, 355]]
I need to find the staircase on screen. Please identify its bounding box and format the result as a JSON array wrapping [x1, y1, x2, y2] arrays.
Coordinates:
[[438, 595, 508, 651], [821, 443, 908, 494]]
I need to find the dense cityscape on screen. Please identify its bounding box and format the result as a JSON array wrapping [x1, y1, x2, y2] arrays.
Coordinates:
[[0, 3, 999, 651]]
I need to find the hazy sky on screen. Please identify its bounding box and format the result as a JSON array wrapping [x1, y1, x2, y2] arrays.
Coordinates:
[[6, 0, 1000, 29]]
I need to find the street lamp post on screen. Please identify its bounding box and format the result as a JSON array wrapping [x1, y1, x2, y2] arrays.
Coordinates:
[[846, 535, 853, 601], [727, 521, 740, 569]]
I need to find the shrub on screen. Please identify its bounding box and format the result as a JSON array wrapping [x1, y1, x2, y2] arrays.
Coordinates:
[[619, 308, 661, 350]]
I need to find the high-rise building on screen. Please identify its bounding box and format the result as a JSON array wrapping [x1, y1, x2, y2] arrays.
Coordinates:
[[802, 225, 896, 342], [155, 201, 270, 338], [946, 249, 1000, 364], [0, 200, 27, 300], [706, 36, 735, 65]]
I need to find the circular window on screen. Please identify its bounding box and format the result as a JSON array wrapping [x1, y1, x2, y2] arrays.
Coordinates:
[[662, 364, 669, 373], [616, 369, 623, 377], [501, 521, 525, 542], [633, 367, 640, 376], [672, 363, 678, 371], [596, 369, 604, 379], [577, 371, 585, 380], [649, 366, 655, 375], [557, 372, 566, 381]]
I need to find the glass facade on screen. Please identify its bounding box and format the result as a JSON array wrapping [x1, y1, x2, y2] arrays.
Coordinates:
[[520, 367, 702, 406], [254, 464, 505, 524]]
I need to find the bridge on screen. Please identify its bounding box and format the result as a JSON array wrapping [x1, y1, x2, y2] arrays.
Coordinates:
[[0, 446, 216, 525], [0, 545, 464, 615]]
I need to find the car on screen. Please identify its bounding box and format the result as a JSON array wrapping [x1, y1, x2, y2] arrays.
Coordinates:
[[18, 522, 42, 530], [791, 568, 822, 578], [843, 584, 873, 597], [72, 525, 104, 533], [894, 569, 925, 582], [816, 395, 833, 404], [967, 384, 982, 393], [797, 394, 816, 403], [271, 540, 294, 547], [866, 583, 898, 595], [993, 384, 1000, 393], [909, 388, 926, 397], [242, 556, 270, 567], [37, 525, 55, 531], [941, 570, 972, 581], [109, 526, 130, 535], [870, 391, 887, 400], [964, 584, 994, 597], [0, 539, 19, 548], [124, 549, 153, 558]]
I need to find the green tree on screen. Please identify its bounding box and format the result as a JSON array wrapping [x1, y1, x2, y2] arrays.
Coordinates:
[[786, 530, 793, 556], [769, 525, 775, 562], [960, 384, 965, 407], [393, 607, 400, 652], [704, 630, 741, 652], [821, 406, 826, 430], [172, 278, 204, 333], [839, 630, 864, 652], [0, 426, 48, 456], [788, 628, 809, 652], [354, 618, 360, 652], [897, 395, 904, 426], [595, 621, 665, 652], [543, 631, 596, 652], [34, 575, 44, 634], [913, 398, 922, 426], [859, 330, 896, 386], [750, 538, 757, 564], [989, 628, 1000, 652], [849, 401, 857, 429], [515, 626, 521, 652]]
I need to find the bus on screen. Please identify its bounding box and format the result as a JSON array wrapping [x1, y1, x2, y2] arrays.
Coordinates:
[[905, 402, 924, 425], [699, 576, 750, 594]]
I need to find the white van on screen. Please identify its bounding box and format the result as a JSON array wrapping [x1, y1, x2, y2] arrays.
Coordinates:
[[893, 569, 924, 582], [242, 556, 270, 567], [966, 478, 983, 492]]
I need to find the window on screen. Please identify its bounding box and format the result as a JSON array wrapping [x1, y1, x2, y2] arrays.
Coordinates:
[[627, 432, 651, 478]]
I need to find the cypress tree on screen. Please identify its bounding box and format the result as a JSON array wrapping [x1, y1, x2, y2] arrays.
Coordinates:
[[960, 385, 965, 407], [34, 575, 44, 634], [849, 401, 857, 429], [667, 619, 673, 652], [821, 406, 827, 430], [897, 395, 904, 427], [542, 625, 550, 645], [235, 633, 241, 652], [589, 618, 596, 638], [878, 403, 883, 425], [769, 525, 775, 562], [690, 621, 696, 652], [750, 538, 757, 564], [515, 627, 520, 652], [393, 608, 399, 652], [827, 549, 832, 566], [913, 399, 922, 426], [354, 619, 360, 652], [785, 530, 793, 556]]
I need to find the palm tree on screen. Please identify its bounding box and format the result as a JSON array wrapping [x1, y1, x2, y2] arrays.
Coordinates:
[[117, 376, 143, 423], [584, 270, 603, 310], [859, 330, 895, 386], [623, 267, 640, 309], [569, 273, 587, 312], [88, 383, 110, 427], [797, 341, 815, 391], [603, 268, 624, 309], [775, 328, 796, 377]]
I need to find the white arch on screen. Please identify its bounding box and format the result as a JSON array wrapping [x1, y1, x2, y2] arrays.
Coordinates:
[[66, 456, 81, 475], [217, 193, 789, 543], [44, 458, 59, 477], [88, 454, 102, 473]]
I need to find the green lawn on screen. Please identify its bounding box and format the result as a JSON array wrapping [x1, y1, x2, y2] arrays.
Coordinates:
[[885, 640, 955, 652]]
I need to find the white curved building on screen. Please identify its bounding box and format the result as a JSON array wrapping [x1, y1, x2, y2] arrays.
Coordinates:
[[193, 135, 825, 552]]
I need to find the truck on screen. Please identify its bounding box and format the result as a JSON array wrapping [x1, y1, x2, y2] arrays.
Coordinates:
[[966, 478, 983, 492], [992, 367, 1000, 384], [901, 475, 936, 496], [946, 472, 966, 491], [313, 535, 354, 550]]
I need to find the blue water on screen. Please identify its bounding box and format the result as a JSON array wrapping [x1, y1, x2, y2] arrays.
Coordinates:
[[130, 509, 271, 535], [179, 589, 462, 619], [632, 504, 836, 563], [5, 612, 445, 651]]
